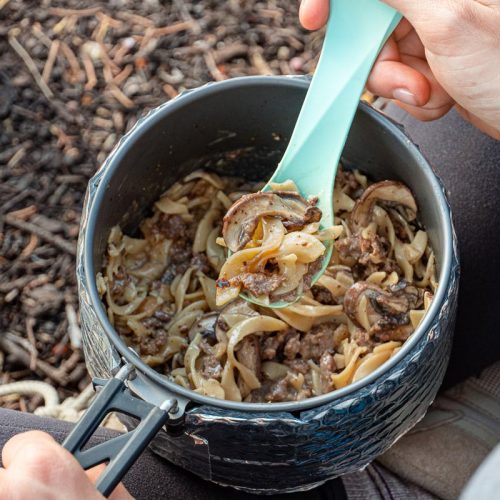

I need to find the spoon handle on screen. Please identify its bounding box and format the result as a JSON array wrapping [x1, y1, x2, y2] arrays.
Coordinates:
[[269, 0, 401, 227]]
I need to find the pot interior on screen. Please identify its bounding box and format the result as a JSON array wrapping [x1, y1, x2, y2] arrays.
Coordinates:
[[86, 76, 451, 411]]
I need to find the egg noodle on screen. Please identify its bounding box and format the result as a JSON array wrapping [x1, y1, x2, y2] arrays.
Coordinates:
[[98, 168, 437, 403]]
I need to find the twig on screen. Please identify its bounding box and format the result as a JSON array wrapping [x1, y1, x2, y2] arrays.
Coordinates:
[[81, 51, 97, 91], [48, 6, 101, 17], [162, 83, 178, 99], [25, 317, 38, 371], [204, 51, 226, 81], [154, 20, 195, 37], [112, 64, 133, 86], [31, 23, 53, 49], [20, 234, 39, 258], [65, 304, 82, 350], [4, 214, 77, 256], [0, 0, 11, 10], [42, 40, 60, 84], [60, 41, 84, 83], [5, 204, 37, 220], [6, 146, 27, 169], [250, 47, 274, 75], [0, 275, 34, 294], [173, 0, 201, 35], [8, 30, 53, 99], [116, 11, 155, 27], [107, 83, 135, 109], [0, 336, 69, 386], [98, 42, 121, 75]]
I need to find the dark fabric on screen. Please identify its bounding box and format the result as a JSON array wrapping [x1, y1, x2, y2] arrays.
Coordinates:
[[384, 105, 500, 389], [0, 408, 347, 500]]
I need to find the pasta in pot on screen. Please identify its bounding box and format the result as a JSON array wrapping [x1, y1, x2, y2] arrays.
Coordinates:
[[98, 167, 437, 403]]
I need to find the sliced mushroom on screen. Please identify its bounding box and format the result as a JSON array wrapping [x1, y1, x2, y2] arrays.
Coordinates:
[[222, 191, 322, 252], [236, 335, 261, 398], [188, 312, 219, 342], [350, 181, 417, 231], [343, 281, 421, 337], [215, 299, 258, 342]]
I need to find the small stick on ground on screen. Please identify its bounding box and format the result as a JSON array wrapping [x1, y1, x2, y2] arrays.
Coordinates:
[[107, 83, 135, 109], [48, 6, 102, 17], [4, 214, 77, 256], [25, 317, 38, 371], [204, 50, 226, 81], [65, 304, 82, 350], [42, 40, 60, 84], [8, 30, 54, 99], [60, 41, 84, 83], [81, 51, 97, 91], [0, 336, 69, 386]]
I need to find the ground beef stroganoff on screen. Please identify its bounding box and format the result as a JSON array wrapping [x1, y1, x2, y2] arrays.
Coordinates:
[[97, 167, 437, 403]]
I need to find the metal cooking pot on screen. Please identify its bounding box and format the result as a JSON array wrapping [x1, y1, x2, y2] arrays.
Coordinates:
[[71, 76, 459, 496]]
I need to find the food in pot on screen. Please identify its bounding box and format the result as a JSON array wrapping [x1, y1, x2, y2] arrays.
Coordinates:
[[216, 183, 336, 306], [98, 168, 437, 402]]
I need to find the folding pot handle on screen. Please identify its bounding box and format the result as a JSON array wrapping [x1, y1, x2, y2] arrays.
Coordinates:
[[63, 364, 177, 497]]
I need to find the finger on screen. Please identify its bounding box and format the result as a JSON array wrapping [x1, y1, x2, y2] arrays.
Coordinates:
[[399, 54, 453, 111], [2, 431, 55, 468], [397, 27, 426, 59], [395, 101, 454, 121], [366, 37, 431, 106], [299, 0, 329, 30], [86, 465, 134, 500], [367, 61, 431, 106]]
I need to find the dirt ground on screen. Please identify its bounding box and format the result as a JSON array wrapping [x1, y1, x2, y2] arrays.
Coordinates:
[[0, 0, 324, 412]]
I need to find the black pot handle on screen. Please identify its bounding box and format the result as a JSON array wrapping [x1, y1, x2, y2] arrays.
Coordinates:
[[62, 364, 177, 497]]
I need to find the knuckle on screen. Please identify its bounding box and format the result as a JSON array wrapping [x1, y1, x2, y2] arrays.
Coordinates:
[[18, 441, 66, 483]]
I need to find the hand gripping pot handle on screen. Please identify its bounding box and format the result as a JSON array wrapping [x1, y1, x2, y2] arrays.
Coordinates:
[[62, 364, 177, 497]]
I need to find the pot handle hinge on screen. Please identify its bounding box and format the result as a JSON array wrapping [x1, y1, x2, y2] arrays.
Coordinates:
[[62, 364, 177, 497]]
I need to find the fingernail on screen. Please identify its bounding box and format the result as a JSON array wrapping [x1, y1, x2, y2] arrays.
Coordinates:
[[393, 88, 418, 106]]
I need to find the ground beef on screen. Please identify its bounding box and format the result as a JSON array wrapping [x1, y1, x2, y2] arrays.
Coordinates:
[[201, 354, 223, 380], [261, 331, 287, 360], [350, 328, 372, 347], [302, 258, 323, 289], [333, 324, 349, 349], [228, 272, 285, 297], [336, 234, 389, 266], [312, 285, 336, 305], [284, 331, 301, 360], [264, 377, 293, 402], [160, 239, 193, 283], [110, 274, 129, 295], [141, 309, 173, 331], [284, 358, 309, 374], [137, 330, 168, 356], [158, 214, 189, 239], [299, 323, 335, 360], [190, 253, 212, 274], [319, 351, 336, 393], [336, 169, 360, 197]]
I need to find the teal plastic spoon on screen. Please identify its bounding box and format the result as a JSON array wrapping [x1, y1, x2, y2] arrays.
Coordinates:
[[241, 0, 401, 308]]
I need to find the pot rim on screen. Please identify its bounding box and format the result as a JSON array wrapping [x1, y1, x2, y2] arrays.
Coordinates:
[[83, 75, 454, 413]]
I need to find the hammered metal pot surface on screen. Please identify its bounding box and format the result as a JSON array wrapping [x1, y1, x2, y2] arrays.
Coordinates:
[[77, 76, 459, 493]]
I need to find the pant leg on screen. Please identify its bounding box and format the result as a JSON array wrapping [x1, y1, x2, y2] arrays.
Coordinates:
[[383, 104, 500, 389], [0, 408, 346, 500]]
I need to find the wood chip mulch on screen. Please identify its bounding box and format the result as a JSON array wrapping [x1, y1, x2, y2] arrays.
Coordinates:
[[0, 0, 324, 412]]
